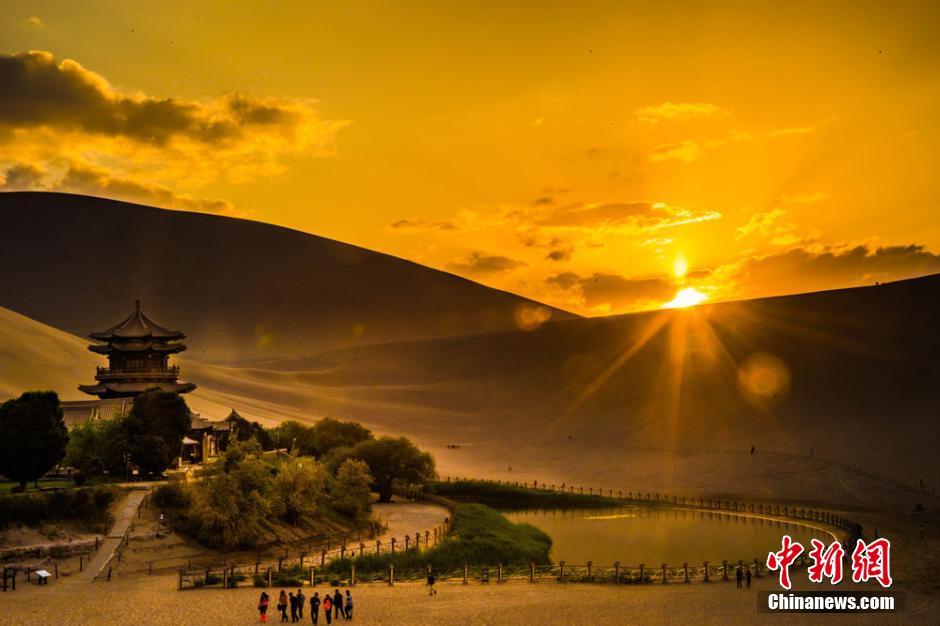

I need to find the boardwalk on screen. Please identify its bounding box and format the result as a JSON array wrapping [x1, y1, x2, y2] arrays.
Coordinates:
[[83, 489, 149, 582]]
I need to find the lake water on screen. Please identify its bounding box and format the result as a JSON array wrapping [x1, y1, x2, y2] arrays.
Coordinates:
[[504, 506, 833, 566]]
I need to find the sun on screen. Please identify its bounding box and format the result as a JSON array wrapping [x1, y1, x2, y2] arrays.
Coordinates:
[[673, 256, 688, 278], [664, 287, 708, 309]]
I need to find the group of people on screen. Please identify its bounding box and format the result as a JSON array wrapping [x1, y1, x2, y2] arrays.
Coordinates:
[[257, 588, 353, 623], [735, 566, 752, 589]]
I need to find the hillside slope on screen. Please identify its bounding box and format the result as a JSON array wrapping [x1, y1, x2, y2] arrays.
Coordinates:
[[0, 192, 573, 361], [3, 275, 938, 491]]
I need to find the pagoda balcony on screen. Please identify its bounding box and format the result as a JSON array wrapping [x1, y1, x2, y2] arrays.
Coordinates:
[[95, 365, 181, 380]]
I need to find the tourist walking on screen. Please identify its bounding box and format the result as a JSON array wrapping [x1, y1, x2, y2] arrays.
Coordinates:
[[427, 572, 437, 595], [258, 591, 270, 623], [344, 590, 353, 620], [746, 567, 752, 589], [278, 590, 289, 622], [310, 592, 320, 625], [323, 594, 333, 625], [333, 589, 345, 619], [297, 589, 306, 619], [290, 591, 298, 622], [736, 567, 743, 589]]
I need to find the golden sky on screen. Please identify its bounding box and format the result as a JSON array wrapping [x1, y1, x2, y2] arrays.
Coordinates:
[[1, 1, 939, 315]]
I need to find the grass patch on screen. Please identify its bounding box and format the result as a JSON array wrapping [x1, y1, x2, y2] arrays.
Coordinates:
[[0, 479, 74, 494], [0, 485, 118, 528], [431, 480, 619, 510], [324, 503, 551, 579]]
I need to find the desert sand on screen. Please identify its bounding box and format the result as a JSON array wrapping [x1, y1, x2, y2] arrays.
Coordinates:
[[0, 570, 928, 625]]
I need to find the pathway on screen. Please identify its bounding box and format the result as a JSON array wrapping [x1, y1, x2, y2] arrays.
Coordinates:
[[82, 488, 149, 582]]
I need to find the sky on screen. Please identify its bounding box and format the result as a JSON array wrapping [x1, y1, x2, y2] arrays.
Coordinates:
[[1, 1, 939, 315]]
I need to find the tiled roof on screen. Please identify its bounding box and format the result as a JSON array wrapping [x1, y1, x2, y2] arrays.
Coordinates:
[[89, 300, 185, 341]]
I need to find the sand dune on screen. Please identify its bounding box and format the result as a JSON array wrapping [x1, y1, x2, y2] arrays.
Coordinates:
[[3, 274, 939, 489], [0, 192, 573, 362]]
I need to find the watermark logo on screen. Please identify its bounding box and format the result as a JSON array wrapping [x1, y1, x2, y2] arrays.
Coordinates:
[[766, 536, 892, 589]]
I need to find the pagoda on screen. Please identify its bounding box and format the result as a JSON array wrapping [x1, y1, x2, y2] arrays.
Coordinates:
[[78, 300, 197, 399]]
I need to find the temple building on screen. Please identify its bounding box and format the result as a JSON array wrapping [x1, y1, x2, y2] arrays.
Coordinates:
[[78, 299, 196, 398], [62, 301, 239, 465]]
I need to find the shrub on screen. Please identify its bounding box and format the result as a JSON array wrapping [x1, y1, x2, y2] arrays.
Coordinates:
[[0, 486, 117, 528], [324, 503, 551, 579]]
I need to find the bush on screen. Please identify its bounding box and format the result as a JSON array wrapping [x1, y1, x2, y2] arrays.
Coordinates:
[[324, 503, 551, 579], [0, 486, 117, 528]]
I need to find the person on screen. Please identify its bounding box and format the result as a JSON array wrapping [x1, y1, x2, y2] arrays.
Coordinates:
[[344, 590, 353, 620], [427, 572, 437, 595], [278, 590, 289, 622], [323, 594, 333, 625], [745, 567, 752, 589], [258, 591, 270, 623], [297, 589, 306, 620], [332, 589, 345, 619], [736, 566, 743, 589], [750, 445, 755, 455], [289, 591, 298, 623], [310, 592, 320, 625]]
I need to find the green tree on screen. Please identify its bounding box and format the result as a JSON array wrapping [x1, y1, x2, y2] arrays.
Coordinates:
[[332, 458, 373, 520], [65, 417, 128, 478], [270, 453, 328, 524], [272, 421, 318, 456], [338, 436, 436, 502], [0, 391, 68, 489], [312, 417, 372, 456], [191, 440, 273, 550], [124, 389, 190, 475]]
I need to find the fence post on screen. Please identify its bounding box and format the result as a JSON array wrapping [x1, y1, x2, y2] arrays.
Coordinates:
[[638, 563, 644, 583], [360, 543, 365, 557], [497, 563, 503, 583], [660, 564, 666, 584], [391, 537, 397, 553], [683, 562, 689, 584], [586, 561, 593, 580], [722, 560, 728, 581], [310, 566, 315, 586], [388, 563, 395, 587], [463, 564, 469, 585], [222, 567, 228, 589], [529, 562, 535, 583], [613, 561, 620, 583], [178, 569, 183, 590], [559, 561, 566, 582], [350, 564, 356, 586], [267, 568, 272, 588], [703, 561, 709, 582]]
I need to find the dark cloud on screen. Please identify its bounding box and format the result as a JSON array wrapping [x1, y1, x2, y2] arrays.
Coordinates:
[[447, 252, 527, 275], [731, 244, 940, 298], [390, 218, 456, 232], [546, 248, 573, 262], [547, 272, 675, 309], [0, 51, 323, 146], [0, 162, 44, 188], [0, 161, 236, 215]]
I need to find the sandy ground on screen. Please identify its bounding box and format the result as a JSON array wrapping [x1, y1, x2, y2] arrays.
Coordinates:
[[0, 573, 930, 625]]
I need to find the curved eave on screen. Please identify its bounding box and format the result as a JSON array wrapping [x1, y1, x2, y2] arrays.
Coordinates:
[[87, 342, 187, 354]]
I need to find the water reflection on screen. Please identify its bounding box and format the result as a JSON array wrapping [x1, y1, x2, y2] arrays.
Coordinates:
[[504, 506, 832, 566]]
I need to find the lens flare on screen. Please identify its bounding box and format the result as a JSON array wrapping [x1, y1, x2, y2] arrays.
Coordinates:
[[663, 287, 707, 309]]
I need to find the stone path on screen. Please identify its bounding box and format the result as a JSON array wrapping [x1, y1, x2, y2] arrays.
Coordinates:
[[83, 488, 149, 582]]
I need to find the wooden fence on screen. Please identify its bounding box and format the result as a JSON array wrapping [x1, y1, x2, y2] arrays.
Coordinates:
[[439, 477, 863, 540]]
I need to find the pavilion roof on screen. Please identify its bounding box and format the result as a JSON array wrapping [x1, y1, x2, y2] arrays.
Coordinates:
[[89, 300, 185, 341]]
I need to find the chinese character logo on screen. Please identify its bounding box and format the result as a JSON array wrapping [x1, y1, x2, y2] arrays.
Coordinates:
[[851, 538, 892, 588], [766, 534, 804, 589], [807, 538, 845, 584]]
